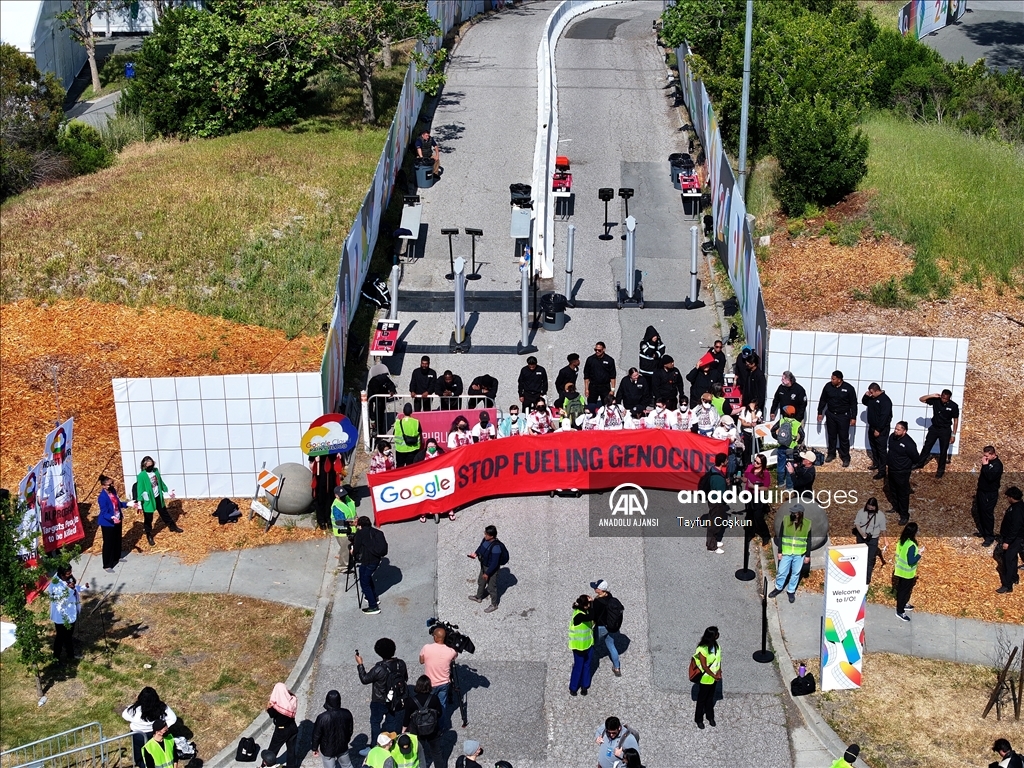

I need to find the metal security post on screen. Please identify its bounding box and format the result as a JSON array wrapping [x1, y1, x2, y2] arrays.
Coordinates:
[[616, 217, 643, 309], [450, 257, 470, 353], [442, 228, 459, 281], [388, 264, 400, 321], [517, 245, 537, 355], [685, 224, 705, 309], [564, 224, 576, 306]]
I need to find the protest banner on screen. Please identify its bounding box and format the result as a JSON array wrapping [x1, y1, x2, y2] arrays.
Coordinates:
[[368, 429, 728, 524], [37, 419, 85, 552]]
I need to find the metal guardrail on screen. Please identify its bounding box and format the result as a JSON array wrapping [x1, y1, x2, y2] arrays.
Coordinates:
[[362, 394, 496, 450], [1, 723, 134, 768]]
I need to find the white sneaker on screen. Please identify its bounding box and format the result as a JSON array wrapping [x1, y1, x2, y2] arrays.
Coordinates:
[[715, 547, 725, 554]]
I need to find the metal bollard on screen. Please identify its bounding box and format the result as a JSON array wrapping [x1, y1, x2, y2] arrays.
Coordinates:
[[565, 224, 575, 306]]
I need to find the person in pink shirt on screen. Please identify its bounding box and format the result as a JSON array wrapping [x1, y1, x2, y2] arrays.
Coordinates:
[[743, 455, 772, 544], [419, 625, 458, 728]]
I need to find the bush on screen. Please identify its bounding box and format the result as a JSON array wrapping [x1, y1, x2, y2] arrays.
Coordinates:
[[99, 51, 139, 87], [769, 96, 868, 216], [58, 121, 113, 175], [100, 111, 152, 153]]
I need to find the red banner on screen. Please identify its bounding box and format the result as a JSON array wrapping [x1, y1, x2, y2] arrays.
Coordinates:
[[367, 430, 729, 524]]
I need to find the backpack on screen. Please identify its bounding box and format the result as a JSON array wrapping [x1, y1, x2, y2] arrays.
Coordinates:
[[688, 657, 702, 683], [776, 418, 796, 447], [563, 395, 586, 424], [383, 659, 407, 713], [603, 596, 624, 632], [697, 469, 715, 494], [408, 693, 439, 735], [235, 737, 258, 762], [493, 539, 510, 566], [604, 723, 640, 748]]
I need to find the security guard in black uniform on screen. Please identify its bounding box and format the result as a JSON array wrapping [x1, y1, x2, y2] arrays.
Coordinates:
[[816, 370, 858, 467]]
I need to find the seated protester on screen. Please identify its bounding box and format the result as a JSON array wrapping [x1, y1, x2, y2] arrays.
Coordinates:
[[527, 398, 555, 435], [417, 437, 445, 461], [736, 398, 763, 466], [466, 374, 498, 409], [645, 398, 679, 429], [556, 384, 588, 430], [447, 417, 474, 449], [472, 411, 497, 442], [498, 405, 527, 437], [596, 393, 629, 430], [712, 415, 742, 477], [710, 383, 732, 417], [368, 440, 395, 475], [689, 392, 719, 436], [616, 368, 651, 419]]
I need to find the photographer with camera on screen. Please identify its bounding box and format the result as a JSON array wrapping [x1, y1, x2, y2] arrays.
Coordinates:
[[355, 639, 408, 756], [402, 676, 442, 768], [419, 625, 458, 728]]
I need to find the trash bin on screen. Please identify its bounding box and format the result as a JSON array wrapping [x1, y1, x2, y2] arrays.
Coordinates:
[[415, 158, 435, 189], [540, 292, 567, 331], [681, 192, 701, 217], [669, 153, 687, 190]]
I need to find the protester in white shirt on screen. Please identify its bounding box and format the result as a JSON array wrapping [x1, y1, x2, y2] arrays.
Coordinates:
[[644, 399, 679, 429], [472, 412, 497, 442], [597, 394, 630, 430], [48, 565, 87, 662], [527, 399, 555, 435], [689, 393, 719, 436], [448, 417, 474, 449], [498, 405, 527, 437]]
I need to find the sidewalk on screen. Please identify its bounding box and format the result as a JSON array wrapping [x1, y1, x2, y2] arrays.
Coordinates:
[[77, 538, 332, 610], [775, 587, 1023, 667]]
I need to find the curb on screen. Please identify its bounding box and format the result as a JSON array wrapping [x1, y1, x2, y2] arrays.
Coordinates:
[[206, 537, 339, 768], [758, 547, 870, 768]]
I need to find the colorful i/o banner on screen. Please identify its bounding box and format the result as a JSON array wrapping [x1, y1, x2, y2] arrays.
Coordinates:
[[898, 0, 967, 40], [367, 430, 728, 524], [821, 544, 869, 691], [37, 418, 85, 552]]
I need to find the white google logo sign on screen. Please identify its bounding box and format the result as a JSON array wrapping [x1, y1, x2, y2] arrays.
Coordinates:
[[373, 467, 457, 510]]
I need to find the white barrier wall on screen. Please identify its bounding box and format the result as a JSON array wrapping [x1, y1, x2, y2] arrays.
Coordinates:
[[766, 331, 968, 456], [113, 373, 322, 498]]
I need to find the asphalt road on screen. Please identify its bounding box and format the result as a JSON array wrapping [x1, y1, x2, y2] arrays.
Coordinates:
[[921, 0, 1024, 72]]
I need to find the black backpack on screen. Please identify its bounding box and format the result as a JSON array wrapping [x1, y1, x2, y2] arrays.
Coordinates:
[[235, 737, 258, 762], [408, 693, 439, 735], [603, 596, 624, 633], [369, 527, 389, 560], [697, 469, 715, 494], [491, 539, 510, 566], [383, 659, 407, 713]]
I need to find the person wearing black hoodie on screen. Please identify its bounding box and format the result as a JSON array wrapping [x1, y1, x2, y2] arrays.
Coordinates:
[[686, 361, 716, 408], [652, 356, 685, 411], [638, 326, 665, 388], [996, 487, 1024, 594], [311, 690, 354, 768], [769, 371, 808, 422], [403, 675, 444, 767], [616, 368, 651, 418]]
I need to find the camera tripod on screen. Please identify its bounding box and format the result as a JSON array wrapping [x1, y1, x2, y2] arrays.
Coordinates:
[[450, 660, 469, 728]]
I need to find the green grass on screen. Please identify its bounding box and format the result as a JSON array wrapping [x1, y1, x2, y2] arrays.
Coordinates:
[[745, 156, 780, 230], [1, 57, 414, 337], [859, 111, 1024, 292], [857, 0, 904, 29], [0, 127, 385, 336]]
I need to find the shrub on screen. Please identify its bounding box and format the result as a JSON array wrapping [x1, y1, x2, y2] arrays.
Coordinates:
[[769, 96, 868, 216], [99, 51, 139, 87], [100, 111, 152, 153], [58, 121, 114, 175]]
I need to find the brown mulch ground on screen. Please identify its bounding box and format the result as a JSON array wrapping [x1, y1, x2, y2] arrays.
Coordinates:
[[759, 217, 1024, 623], [0, 300, 328, 563]]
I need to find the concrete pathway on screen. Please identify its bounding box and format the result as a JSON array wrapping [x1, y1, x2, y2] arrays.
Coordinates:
[[922, 0, 1024, 73], [76, 538, 332, 610], [65, 90, 122, 131]]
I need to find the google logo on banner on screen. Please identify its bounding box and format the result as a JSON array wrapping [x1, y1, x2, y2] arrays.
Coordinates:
[[374, 467, 456, 511]]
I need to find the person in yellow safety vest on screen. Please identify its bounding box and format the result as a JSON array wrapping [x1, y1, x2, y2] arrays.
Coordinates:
[[771, 405, 805, 490], [141, 719, 175, 768], [568, 594, 595, 696], [390, 733, 423, 768], [331, 486, 358, 571], [830, 743, 860, 767], [894, 521, 923, 622], [692, 626, 722, 729], [769, 503, 812, 603], [363, 732, 396, 768], [392, 404, 421, 468]]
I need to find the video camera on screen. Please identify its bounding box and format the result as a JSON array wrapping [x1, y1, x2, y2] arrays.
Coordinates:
[[426, 617, 476, 654]]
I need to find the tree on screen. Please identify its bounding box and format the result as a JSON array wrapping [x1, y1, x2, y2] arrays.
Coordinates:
[[120, 1, 329, 137], [0, 44, 67, 199], [57, 0, 104, 95], [768, 96, 868, 215], [0, 492, 79, 697], [318, 0, 443, 123]]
